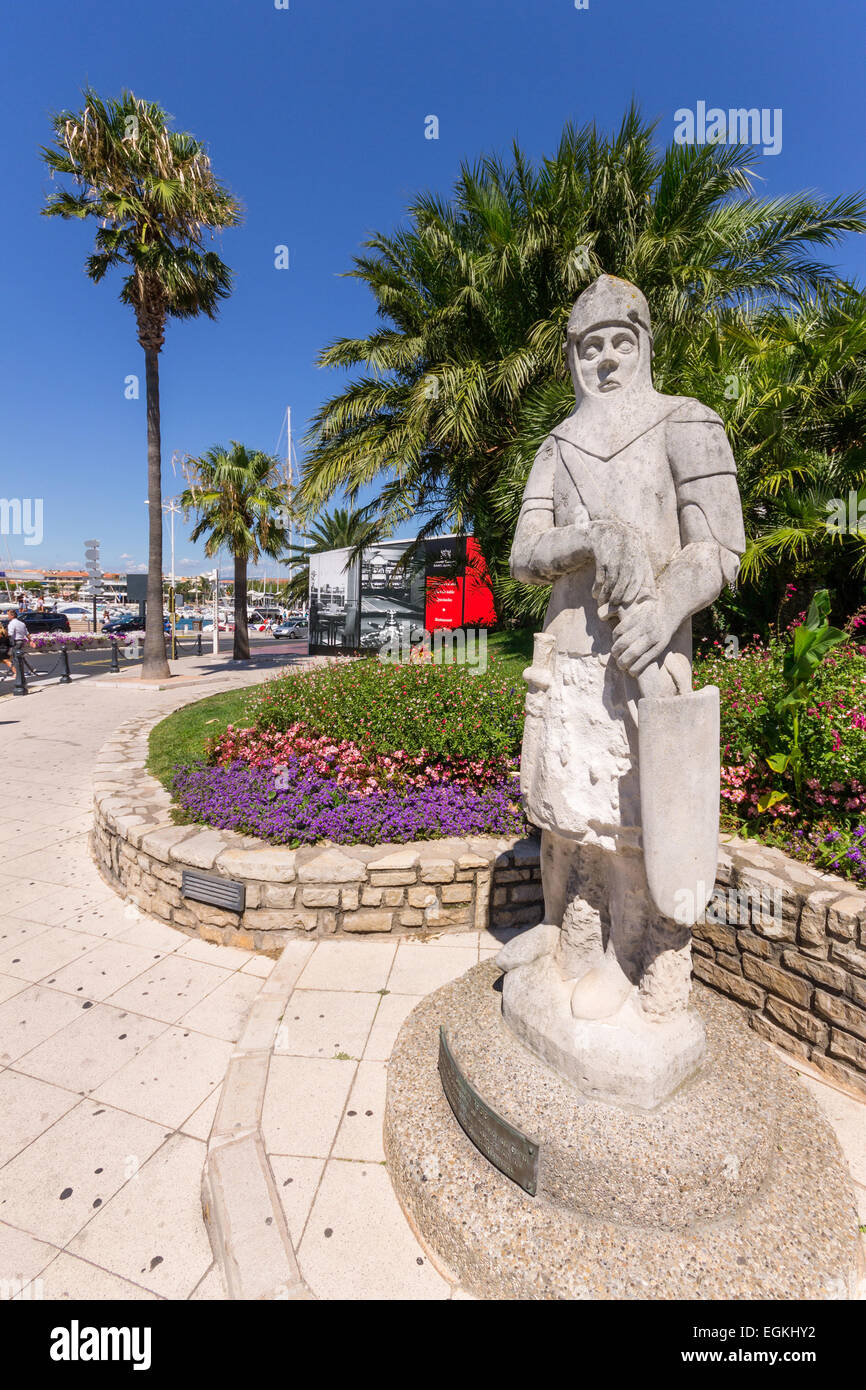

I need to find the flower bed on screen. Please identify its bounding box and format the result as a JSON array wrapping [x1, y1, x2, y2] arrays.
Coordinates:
[[695, 610, 866, 886], [25, 632, 132, 652], [169, 658, 526, 847]]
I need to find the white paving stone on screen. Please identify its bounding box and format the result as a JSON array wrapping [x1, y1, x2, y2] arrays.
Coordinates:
[[0, 1099, 166, 1247], [296, 940, 397, 993], [262, 1056, 356, 1158], [92, 1027, 233, 1129], [298, 1160, 450, 1301], [69, 1134, 212, 1299], [272, 988, 379, 1060]]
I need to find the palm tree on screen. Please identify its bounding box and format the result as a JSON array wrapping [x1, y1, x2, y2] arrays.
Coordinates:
[[180, 443, 288, 660], [280, 505, 387, 607], [41, 89, 241, 678], [298, 107, 866, 618]]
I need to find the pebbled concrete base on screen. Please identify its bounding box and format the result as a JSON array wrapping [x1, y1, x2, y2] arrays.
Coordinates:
[[385, 962, 861, 1299]]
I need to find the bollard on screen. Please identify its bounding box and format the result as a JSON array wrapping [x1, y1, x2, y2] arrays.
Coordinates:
[[110, 639, 120, 673], [59, 648, 72, 684], [12, 650, 28, 697], [196, 632, 202, 656]]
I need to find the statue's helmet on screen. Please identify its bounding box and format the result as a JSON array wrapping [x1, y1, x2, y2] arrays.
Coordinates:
[[566, 274, 653, 345]]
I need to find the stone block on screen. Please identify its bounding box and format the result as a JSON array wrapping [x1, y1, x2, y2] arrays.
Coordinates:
[[749, 1013, 811, 1061], [366, 849, 419, 871], [400, 909, 424, 927], [342, 909, 394, 933], [382, 888, 405, 907], [140, 824, 195, 862], [848, 976, 866, 1010], [509, 882, 544, 905], [814, 990, 866, 1041], [298, 850, 366, 883], [827, 896, 864, 941], [419, 862, 456, 884], [341, 887, 360, 911], [186, 900, 241, 928], [425, 906, 472, 927], [217, 847, 296, 883], [302, 887, 339, 908], [810, 1052, 866, 1099], [797, 890, 839, 947], [441, 883, 472, 905], [780, 950, 847, 992], [171, 830, 228, 870], [734, 930, 773, 960], [458, 853, 490, 870], [369, 870, 417, 886], [828, 1028, 866, 1073], [693, 920, 739, 954], [261, 884, 297, 909], [243, 909, 318, 934], [764, 995, 828, 1047], [361, 887, 384, 907], [692, 955, 765, 1008], [408, 886, 437, 909], [829, 940, 866, 978], [742, 955, 812, 1008]]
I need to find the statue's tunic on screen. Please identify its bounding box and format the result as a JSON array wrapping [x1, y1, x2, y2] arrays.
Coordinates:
[[519, 398, 740, 851]]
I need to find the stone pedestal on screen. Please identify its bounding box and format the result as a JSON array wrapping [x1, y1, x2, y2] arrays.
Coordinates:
[[384, 962, 860, 1300], [502, 953, 705, 1110]]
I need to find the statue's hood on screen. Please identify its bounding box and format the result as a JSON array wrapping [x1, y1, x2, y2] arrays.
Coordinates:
[[552, 391, 688, 462], [560, 275, 683, 459]]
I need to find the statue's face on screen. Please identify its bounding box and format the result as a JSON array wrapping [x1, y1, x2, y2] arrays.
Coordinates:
[[573, 324, 640, 396]]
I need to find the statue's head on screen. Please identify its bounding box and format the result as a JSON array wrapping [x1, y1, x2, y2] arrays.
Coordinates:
[[566, 275, 654, 401]]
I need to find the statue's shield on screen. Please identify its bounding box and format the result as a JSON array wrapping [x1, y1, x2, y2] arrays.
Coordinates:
[[638, 684, 720, 925]]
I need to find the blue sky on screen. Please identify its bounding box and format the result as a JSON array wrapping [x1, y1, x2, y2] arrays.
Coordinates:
[[2, 0, 865, 579]]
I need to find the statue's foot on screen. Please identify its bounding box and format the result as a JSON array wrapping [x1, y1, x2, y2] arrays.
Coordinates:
[[496, 922, 558, 972], [570, 960, 633, 1021]]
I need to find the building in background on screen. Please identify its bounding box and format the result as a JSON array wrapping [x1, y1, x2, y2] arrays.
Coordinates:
[[308, 534, 495, 654]]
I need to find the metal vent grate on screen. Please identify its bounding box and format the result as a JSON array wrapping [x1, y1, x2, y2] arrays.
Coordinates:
[[181, 870, 245, 914]]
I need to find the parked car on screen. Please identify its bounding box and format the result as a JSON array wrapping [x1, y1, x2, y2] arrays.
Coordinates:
[[102, 614, 170, 635], [15, 611, 70, 634], [272, 618, 308, 640]]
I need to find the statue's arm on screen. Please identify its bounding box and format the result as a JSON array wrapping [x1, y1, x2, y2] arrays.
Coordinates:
[[610, 411, 745, 677], [509, 438, 593, 585], [656, 414, 746, 628]]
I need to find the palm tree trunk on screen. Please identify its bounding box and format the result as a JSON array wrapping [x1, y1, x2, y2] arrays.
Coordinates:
[[143, 346, 170, 679], [233, 554, 250, 660]]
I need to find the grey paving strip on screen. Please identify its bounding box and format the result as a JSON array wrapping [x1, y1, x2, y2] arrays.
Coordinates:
[[202, 943, 317, 1300]]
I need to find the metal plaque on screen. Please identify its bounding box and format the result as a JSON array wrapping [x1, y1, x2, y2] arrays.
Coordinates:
[[181, 869, 245, 914], [438, 1027, 539, 1196]]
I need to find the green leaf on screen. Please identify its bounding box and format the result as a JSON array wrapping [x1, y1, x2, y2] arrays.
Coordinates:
[[757, 789, 789, 812], [765, 753, 790, 773]]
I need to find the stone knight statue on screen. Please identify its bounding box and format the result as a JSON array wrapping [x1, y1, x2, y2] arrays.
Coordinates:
[[498, 275, 746, 1107]]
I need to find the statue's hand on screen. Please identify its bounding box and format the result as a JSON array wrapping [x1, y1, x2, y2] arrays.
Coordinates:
[[590, 521, 653, 609], [610, 598, 676, 676]]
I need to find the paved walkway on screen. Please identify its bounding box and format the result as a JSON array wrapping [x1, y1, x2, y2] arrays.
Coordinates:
[[0, 656, 863, 1300]]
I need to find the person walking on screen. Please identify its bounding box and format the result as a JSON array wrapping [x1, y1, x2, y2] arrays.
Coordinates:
[[5, 609, 35, 675], [0, 617, 13, 680]]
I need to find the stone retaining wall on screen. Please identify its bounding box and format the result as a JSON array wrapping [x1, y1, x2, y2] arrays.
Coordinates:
[[693, 839, 866, 1097], [91, 715, 545, 952], [92, 714, 866, 1094]]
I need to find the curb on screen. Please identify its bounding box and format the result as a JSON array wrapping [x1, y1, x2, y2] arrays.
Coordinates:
[[201, 940, 318, 1300]]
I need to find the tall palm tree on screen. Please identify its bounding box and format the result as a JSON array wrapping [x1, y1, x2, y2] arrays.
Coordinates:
[[180, 443, 288, 660], [40, 89, 241, 678], [298, 107, 866, 615]]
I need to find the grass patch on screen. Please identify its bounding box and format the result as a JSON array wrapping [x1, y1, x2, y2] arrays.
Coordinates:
[[148, 687, 258, 788]]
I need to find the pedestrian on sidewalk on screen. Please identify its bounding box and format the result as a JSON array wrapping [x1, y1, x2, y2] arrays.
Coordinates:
[[0, 618, 13, 679], [5, 609, 35, 674]]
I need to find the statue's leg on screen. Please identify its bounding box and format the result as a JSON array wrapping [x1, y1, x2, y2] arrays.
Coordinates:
[[556, 841, 605, 981], [570, 845, 639, 1020], [496, 829, 569, 972], [639, 918, 693, 1020]]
